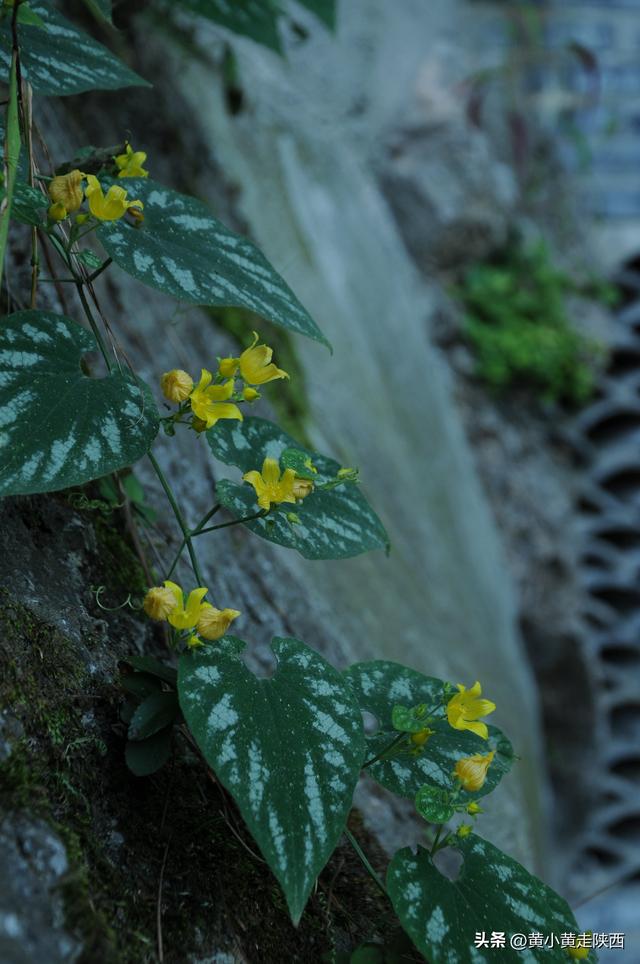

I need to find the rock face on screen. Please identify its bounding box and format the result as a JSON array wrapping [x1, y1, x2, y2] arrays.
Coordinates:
[[0, 0, 564, 959], [380, 121, 518, 270]]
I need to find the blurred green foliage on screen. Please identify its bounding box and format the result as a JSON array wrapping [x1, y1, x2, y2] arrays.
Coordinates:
[[453, 241, 616, 406]]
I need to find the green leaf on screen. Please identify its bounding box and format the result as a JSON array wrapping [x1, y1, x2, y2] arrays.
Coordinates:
[[178, 636, 366, 924], [125, 727, 173, 776], [387, 836, 593, 963], [125, 656, 178, 686], [414, 786, 455, 824], [0, 53, 19, 290], [97, 179, 328, 347], [344, 661, 514, 802], [280, 446, 317, 480], [0, 1, 149, 95], [391, 703, 431, 734], [128, 691, 179, 741], [296, 0, 336, 29], [12, 182, 47, 225], [178, 0, 283, 52], [0, 310, 160, 496], [75, 249, 104, 271], [16, 4, 46, 28], [120, 671, 163, 700], [208, 417, 389, 560]]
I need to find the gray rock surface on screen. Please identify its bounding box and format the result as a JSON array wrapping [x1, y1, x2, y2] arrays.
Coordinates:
[[0, 815, 80, 964]]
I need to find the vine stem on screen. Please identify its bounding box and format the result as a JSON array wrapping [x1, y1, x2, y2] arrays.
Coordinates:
[[164, 503, 221, 580], [148, 451, 205, 586], [195, 509, 267, 536], [344, 828, 389, 900], [362, 732, 407, 769]]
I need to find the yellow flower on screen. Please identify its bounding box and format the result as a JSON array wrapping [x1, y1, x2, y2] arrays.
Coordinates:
[[48, 202, 67, 221], [161, 369, 194, 403], [453, 750, 495, 792], [197, 604, 241, 640], [85, 174, 143, 222], [143, 586, 178, 621], [243, 457, 297, 511], [186, 633, 203, 649], [239, 332, 289, 385], [48, 169, 84, 213], [242, 387, 260, 402], [410, 727, 434, 748], [163, 580, 208, 630], [446, 681, 496, 740], [292, 476, 314, 500], [457, 824, 472, 838], [218, 357, 239, 378], [566, 943, 589, 960], [115, 143, 149, 178], [189, 369, 243, 429]]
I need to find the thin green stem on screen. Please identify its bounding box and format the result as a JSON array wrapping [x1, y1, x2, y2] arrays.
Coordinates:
[[148, 451, 205, 586], [74, 277, 113, 372], [430, 824, 445, 856], [194, 509, 267, 536], [344, 828, 388, 900], [362, 732, 407, 769], [164, 504, 222, 579], [88, 257, 112, 283]]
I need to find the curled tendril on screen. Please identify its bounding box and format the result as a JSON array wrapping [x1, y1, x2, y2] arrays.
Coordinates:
[[92, 586, 143, 612]]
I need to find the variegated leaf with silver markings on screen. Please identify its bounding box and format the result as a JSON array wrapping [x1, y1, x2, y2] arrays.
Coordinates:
[[0, 310, 159, 496], [178, 636, 366, 924], [388, 837, 594, 963], [344, 661, 514, 802], [178, 0, 283, 51], [97, 179, 329, 347], [207, 417, 389, 560], [0, 1, 148, 95]]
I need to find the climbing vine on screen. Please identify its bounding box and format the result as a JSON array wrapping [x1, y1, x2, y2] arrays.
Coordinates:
[[0, 1, 595, 960]]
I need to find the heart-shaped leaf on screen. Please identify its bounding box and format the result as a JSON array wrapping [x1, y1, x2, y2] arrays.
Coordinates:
[[178, 0, 282, 51], [414, 787, 455, 824], [208, 417, 389, 560], [0, 1, 149, 95], [388, 837, 592, 963], [178, 636, 366, 923], [128, 691, 180, 741], [0, 310, 159, 496], [126, 727, 173, 777], [345, 661, 513, 802], [97, 179, 328, 347]]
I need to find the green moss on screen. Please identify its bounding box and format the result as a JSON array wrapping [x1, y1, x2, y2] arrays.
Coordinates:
[[209, 305, 313, 445], [0, 587, 408, 962], [452, 239, 612, 406]]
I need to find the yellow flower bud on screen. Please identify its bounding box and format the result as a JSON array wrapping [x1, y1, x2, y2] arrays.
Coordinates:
[[186, 634, 203, 649], [457, 824, 472, 838], [196, 605, 241, 640], [466, 801, 483, 815], [48, 169, 84, 213], [143, 586, 178, 621], [75, 213, 89, 225], [160, 369, 194, 403], [292, 477, 314, 500], [48, 202, 67, 221], [242, 387, 260, 402], [410, 727, 434, 748], [127, 206, 145, 225], [218, 357, 239, 378], [453, 750, 495, 792]]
